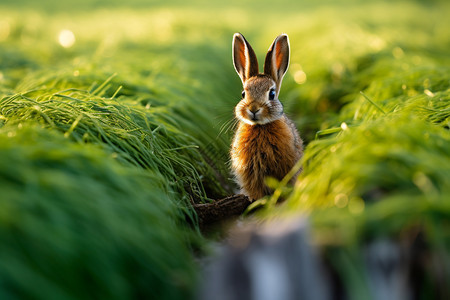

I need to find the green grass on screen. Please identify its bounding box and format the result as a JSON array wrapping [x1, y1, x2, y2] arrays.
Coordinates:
[[0, 125, 198, 299], [0, 0, 449, 298]]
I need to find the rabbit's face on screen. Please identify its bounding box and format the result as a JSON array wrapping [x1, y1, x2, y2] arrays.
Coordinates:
[[235, 75, 284, 125]]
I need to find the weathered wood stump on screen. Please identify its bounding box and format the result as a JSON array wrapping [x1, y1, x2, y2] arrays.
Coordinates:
[[198, 218, 441, 300], [198, 219, 334, 300]]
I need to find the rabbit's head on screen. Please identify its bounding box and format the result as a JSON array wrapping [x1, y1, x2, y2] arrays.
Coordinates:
[[232, 33, 290, 125]]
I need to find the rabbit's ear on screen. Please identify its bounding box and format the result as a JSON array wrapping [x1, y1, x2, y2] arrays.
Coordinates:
[[233, 33, 259, 84], [264, 34, 290, 92]]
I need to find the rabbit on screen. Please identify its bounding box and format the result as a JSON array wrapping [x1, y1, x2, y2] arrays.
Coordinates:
[[230, 33, 304, 201]]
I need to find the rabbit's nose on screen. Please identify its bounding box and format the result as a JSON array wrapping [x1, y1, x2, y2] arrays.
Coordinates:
[[248, 107, 261, 120]]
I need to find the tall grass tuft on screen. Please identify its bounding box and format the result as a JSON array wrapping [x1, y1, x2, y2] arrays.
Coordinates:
[[0, 124, 199, 299]]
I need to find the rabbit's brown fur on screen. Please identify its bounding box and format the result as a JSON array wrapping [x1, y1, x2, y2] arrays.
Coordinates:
[[231, 117, 302, 200], [230, 33, 303, 200]]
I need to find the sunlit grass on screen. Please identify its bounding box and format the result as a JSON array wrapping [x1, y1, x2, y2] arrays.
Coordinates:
[[0, 125, 199, 299]]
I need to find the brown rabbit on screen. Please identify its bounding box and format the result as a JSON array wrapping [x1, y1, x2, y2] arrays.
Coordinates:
[[230, 33, 303, 200]]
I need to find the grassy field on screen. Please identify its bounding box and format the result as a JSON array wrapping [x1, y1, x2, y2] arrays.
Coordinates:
[[0, 0, 449, 298]]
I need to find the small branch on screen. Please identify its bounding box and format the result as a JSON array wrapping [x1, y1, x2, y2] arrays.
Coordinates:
[[193, 194, 251, 225]]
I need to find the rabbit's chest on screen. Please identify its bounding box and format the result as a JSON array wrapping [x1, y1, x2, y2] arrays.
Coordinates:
[[232, 120, 297, 179]]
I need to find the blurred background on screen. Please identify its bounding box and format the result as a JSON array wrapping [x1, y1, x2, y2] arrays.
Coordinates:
[[0, 0, 449, 299]]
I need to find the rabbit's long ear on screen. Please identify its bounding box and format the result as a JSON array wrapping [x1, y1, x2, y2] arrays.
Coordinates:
[[264, 34, 290, 92], [233, 33, 259, 84]]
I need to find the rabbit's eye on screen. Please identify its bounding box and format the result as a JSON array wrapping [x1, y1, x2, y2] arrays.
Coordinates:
[[269, 89, 276, 100], [241, 90, 245, 98]]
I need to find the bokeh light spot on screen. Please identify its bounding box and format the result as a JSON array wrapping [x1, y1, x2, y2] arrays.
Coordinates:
[[334, 193, 348, 208], [294, 70, 307, 84], [349, 197, 365, 214], [58, 29, 76, 48]]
